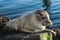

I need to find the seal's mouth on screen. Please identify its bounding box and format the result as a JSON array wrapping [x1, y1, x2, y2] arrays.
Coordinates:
[[42, 23, 47, 26], [42, 23, 53, 26]]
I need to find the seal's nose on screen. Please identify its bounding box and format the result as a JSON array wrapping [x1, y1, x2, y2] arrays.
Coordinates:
[[49, 22, 53, 26]]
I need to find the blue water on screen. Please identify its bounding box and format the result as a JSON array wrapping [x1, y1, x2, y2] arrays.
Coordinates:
[[0, 0, 60, 25]]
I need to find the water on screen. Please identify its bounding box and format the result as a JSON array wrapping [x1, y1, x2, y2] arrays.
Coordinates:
[[0, 0, 60, 25]]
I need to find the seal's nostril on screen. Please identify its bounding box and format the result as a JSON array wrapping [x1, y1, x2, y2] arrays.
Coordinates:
[[48, 21, 51, 23]]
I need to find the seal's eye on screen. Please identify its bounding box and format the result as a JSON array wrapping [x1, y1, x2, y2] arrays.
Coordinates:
[[42, 17, 45, 19]]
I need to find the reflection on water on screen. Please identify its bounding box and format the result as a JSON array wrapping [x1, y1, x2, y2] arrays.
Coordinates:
[[0, 0, 60, 25]]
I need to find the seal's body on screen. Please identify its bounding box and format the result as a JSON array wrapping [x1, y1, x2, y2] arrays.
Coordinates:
[[5, 10, 54, 33]]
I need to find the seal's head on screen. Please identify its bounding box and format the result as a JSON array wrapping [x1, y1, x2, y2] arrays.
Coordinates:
[[35, 10, 53, 26]]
